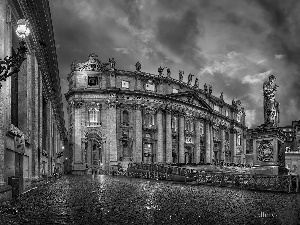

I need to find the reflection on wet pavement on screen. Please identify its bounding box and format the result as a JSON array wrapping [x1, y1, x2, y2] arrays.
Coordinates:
[[0, 175, 299, 224]]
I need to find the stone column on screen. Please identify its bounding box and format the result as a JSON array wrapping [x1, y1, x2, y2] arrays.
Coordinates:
[[210, 125, 214, 163], [134, 105, 143, 162], [18, 59, 28, 133], [32, 58, 39, 178], [165, 112, 172, 163], [157, 110, 163, 163], [0, 1, 7, 185], [74, 103, 83, 168], [179, 116, 185, 163], [205, 121, 211, 163], [232, 131, 237, 163], [220, 129, 225, 161], [195, 120, 201, 164], [106, 102, 117, 168]]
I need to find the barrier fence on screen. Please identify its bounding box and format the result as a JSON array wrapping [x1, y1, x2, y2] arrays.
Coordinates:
[[96, 163, 299, 193]]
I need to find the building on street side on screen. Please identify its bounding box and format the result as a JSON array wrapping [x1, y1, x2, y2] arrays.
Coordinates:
[[65, 54, 247, 175], [0, 0, 67, 202]]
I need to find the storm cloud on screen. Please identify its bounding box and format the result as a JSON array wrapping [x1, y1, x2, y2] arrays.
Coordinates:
[[49, 0, 300, 129]]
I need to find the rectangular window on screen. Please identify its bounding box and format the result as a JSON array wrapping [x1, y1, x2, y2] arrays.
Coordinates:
[[88, 109, 100, 126], [172, 88, 178, 93], [122, 81, 129, 89], [145, 83, 155, 91], [88, 76, 98, 86], [172, 117, 177, 131], [214, 104, 218, 111]]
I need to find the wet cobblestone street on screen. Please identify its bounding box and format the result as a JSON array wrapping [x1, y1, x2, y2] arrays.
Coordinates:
[[1, 175, 300, 225]]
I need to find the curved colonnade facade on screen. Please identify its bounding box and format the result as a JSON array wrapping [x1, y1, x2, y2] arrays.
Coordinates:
[[65, 54, 247, 174]]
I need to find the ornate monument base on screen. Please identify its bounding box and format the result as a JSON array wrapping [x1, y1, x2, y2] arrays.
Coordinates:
[[250, 125, 287, 176]]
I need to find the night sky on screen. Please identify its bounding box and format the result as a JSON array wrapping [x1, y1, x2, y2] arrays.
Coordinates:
[[49, 0, 300, 129]]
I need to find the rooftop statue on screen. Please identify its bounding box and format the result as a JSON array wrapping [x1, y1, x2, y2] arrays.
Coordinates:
[[158, 66, 165, 76], [187, 73, 194, 85], [135, 61, 141, 72], [204, 83, 208, 92], [220, 92, 223, 100], [109, 58, 116, 70], [194, 78, 199, 88], [263, 74, 280, 127], [209, 85, 212, 94], [179, 70, 184, 82], [167, 68, 171, 78]]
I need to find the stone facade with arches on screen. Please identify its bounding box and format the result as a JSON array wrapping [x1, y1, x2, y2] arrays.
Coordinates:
[[65, 54, 247, 174]]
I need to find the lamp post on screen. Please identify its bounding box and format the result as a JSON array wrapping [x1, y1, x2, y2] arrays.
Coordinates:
[[0, 19, 30, 89]]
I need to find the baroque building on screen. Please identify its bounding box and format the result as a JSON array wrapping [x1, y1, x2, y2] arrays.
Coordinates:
[[0, 0, 67, 201], [65, 54, 247, 174]]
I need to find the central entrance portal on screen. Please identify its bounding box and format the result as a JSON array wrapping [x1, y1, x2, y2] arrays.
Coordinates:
[[85, 138, 103, 174]]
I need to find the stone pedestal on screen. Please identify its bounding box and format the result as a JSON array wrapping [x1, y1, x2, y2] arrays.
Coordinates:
[[250, 125, 286, 175]]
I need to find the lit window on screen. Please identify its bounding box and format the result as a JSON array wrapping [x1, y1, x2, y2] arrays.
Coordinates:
[[225, 110, 229, 117], [173, 88, 178, 93], [237, 134, 241, 146], [122, 81, 129, 89], [214, 104, 218, 111], [237, 113, 241, 122]]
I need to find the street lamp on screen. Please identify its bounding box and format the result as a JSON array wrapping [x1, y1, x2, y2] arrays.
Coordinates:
[[0, 19, 30, 89]]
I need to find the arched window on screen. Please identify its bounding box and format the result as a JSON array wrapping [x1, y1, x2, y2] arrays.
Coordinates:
[[123, 110, 129, 125], [200, 122, 204, 135]]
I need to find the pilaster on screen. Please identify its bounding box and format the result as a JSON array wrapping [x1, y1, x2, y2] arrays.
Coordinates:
[[210, 124, 214, 162], [205, 121, 211, 163], [220, 129, 225, 161], [232, 132, 237, 162], [157, 110, 163, 163], [74, 104, 82, 164], [134, 105, 143, 162], [165, 112, 172, 163], [32, 57, 39, 178], [179, 116, 185, 163], [106, 102, 117, 167], [195, 120, 201, 164]]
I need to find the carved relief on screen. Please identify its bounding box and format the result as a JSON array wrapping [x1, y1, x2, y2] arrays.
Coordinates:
[[257, 140, 274, 162]]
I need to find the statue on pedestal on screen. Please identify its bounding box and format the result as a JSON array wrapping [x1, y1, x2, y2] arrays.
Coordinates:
[[263, 74, 280, 127], [194, 78, 199, 88], [187, 73, 194, 85], [204, 83, 207, 92], [109, 58, 116, 70], [209, 85, 212, 94], [135, 61, 141, 72], [167, 68, 171, 78], [158, 66, 165, 76], [179, 70, 184, 82]]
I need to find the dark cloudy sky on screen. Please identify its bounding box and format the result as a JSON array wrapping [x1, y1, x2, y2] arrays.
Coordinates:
[[49, 0, 300, 129]]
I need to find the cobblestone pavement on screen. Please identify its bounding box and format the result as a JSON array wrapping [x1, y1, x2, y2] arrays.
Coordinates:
[[0, 175, 300, 225]]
